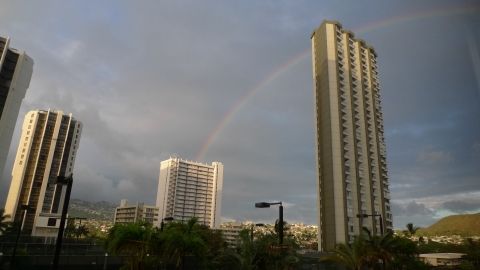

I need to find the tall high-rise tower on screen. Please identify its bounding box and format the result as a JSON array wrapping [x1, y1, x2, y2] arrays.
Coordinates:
[[0, 37, 33, 179], [156, 157, 223, 229], [311, 21, 392, 251], [4, 110, 82, 237]]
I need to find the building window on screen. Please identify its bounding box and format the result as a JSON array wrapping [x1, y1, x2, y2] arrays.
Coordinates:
[[48, 218, 57, 226]]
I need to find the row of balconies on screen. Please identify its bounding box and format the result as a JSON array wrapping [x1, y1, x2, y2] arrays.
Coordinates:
[[175, 191, 213, 198]]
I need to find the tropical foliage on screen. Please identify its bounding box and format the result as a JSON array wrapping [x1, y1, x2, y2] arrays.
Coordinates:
[[105, 218, 229, 270], [231, 221, 300, 270], [65, 220, 90, 239], [325, 228, 429, 270], [403, 223, 419, 237], [104, 218, 303, 270], [105, 222, 154, 270]]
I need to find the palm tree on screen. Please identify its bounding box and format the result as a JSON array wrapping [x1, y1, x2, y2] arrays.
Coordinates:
[[105, 222, 154, 270], [0, 209, 12, 234], [404, 223, 419, 237], [324, 234, 369, 270], [160, 218, 207, 269], [236, 229, 257, 270], [75, 224, 89, 239], [362, 228, 397, 266], [326, 227, 429, 270], [389, 236, 428, 270], [252, 224, 299, 270], [65, 219, 76, 238]]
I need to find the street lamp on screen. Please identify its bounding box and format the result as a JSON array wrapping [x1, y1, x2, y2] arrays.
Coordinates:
[[356, 213, 384, 235], [160, 217, 174, 231], [11, 204, 33, 268], [255, 201, 283, 245], [52, 174, 73, 270]]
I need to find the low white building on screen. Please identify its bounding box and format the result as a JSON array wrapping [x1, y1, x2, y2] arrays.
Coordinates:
[[419, 253, 465, 267], [114, 199, 159, 225], [219, 222, 245, 247]]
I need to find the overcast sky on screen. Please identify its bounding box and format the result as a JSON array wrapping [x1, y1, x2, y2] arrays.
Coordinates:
[[1, 0, 479, 229]]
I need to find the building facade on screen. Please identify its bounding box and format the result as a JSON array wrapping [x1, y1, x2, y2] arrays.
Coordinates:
[[219, 222, 245, 248], [311, 21, 392, 251], [156, 157, 223, 229], [0, 36, 34, 179], [114, 199, 159, 225], [4, 110, 82, 237]]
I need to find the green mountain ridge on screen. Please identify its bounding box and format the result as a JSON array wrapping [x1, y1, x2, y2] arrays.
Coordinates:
[[419, 212, 480, 236], [68, 198, 116, 221]]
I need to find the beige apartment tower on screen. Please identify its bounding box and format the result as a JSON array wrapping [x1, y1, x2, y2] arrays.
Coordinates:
[[156, 157, 223, 229], [311, 21, 392, 251], [0, 36, 33, 179], [4, 110, 82, 237]]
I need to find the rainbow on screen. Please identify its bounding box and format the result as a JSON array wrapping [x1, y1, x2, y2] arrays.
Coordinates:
[[195, 3, 480, 161]]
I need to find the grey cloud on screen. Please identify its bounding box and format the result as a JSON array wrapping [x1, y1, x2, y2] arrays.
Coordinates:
[[392, 201, 435, 217], [391, 201, 437, 228], [441, 199, 480, 213], [417, 147, 453, 165]]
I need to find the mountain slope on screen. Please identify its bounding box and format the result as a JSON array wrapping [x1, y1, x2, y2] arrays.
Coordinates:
[[420, 213, 480, 236], [68, 199, 116, 221]]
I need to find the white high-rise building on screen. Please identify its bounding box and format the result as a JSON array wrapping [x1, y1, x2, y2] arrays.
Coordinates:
[[156, 157, 223, 229], [311, 21, 392, 251], [4, 110, 82, 237], [0, 36, 34, 179]]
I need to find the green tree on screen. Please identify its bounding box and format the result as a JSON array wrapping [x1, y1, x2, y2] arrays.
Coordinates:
[[251, 224, 299, 270], [75, 224, 89, 239], [324, 234, 368, 270], [105, 222, 154, 270], [463, 238, 480, 268], [404, 223, 419, 237], [235, 229, 257, 270], [65, 219, 76, 238], [325, 228, 428, 270], [212, 248, 243, 270], [389, 236, 429, 270], [159, 218, 208, 269]]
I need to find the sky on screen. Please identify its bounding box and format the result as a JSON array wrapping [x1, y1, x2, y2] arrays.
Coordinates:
[[0, 0, 479, 229]]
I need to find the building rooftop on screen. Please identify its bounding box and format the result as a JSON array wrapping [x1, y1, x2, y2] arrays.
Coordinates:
[[419, 253, 466, 259]]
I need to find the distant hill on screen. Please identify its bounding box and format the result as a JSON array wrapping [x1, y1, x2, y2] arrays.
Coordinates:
[[419, 213, 480, 236], [68, 199, 116, 221]]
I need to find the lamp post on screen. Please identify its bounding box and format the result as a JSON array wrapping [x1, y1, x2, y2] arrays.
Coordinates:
[[11, 204, 33, 268], [160, 217, 174, 232], [255, 201, 283, 245], [52, 175, 73, 270], [356, 213, 384, 235]]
